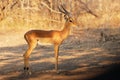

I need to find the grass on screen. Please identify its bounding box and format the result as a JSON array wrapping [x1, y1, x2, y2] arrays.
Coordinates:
[[0, 7, 120, 32]]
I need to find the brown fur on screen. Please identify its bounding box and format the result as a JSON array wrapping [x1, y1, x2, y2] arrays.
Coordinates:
[[23, 17, 77, 72]]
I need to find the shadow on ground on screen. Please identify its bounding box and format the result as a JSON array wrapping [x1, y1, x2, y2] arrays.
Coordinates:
[[0, 28, 120, 80], [0, 41, 120, 80]]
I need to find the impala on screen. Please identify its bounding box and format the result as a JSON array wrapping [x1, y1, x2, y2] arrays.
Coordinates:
[[23, 5, 77, 73]]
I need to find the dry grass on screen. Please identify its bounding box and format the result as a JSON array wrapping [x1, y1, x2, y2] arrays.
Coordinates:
[[0, 0, 120, 32], [1, 11, 120, 32]]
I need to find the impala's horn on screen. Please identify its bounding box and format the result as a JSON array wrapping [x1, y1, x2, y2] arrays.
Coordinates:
[[58, 4, 72, 20]]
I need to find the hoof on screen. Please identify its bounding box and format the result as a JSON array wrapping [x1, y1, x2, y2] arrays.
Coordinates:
[[23, 67, 32, 76], [24, 67, 29, 70]]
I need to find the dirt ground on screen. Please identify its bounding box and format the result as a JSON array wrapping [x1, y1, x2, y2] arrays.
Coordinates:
[[0, 28, 120, 80]]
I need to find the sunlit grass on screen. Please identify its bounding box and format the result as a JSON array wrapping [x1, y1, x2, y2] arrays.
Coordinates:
[[0, 4, 120, 32]]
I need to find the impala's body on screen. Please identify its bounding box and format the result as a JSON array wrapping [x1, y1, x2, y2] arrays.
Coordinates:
[[25, 22, 72, 45], [23, 5, 77, 74], [24, 21, 75, 45]]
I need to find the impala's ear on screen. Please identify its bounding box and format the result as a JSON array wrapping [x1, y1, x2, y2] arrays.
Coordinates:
[[64, 15, 69, 21]]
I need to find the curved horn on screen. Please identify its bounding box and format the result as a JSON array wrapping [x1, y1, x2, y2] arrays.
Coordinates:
[[58, 4, 72, 18]]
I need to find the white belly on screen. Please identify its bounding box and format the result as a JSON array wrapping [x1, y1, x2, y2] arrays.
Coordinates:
[[37, 38, 53, 45], [38, 42, 53, 45]]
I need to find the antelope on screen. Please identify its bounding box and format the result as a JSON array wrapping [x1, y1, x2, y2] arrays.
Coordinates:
[[23, 5, 77, 73]]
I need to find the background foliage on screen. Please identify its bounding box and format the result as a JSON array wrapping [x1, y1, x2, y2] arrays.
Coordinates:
[[0, 0, 120, 30]]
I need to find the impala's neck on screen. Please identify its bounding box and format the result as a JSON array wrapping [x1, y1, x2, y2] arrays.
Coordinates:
[[61, 21, 71, 39]]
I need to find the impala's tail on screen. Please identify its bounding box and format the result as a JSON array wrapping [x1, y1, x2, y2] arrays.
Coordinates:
[[24, 33, 29, 44]]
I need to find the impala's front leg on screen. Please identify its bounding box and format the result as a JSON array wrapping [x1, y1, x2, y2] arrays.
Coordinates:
[[54, 44, 60, 72]]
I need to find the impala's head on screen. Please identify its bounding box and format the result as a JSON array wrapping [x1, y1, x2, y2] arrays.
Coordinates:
[[65, 15, 77, 27], [58, 5, 77, 27]]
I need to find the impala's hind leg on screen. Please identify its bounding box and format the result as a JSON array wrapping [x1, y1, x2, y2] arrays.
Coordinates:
[[23, 41, 37, 74]]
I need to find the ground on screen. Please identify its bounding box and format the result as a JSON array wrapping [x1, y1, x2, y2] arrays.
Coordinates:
[[0, 28, 120, 80]]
